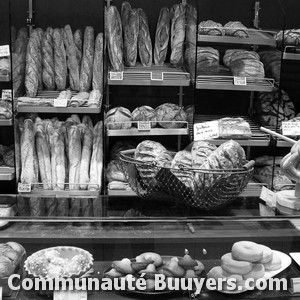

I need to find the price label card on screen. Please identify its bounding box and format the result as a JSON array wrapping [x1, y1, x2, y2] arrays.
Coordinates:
[[54, 290, 87, 300], [151, 72, 163, 81], [290, 278, 300, 293], [0, 45, 10, 57], [18, 183, 31, 193], [260, 186, 276, 207], [233, 77, 247, 86], [282, 121, 300, 136], [138, 121, 151, 131], [109, 71, 123, 81], [54, 98, 68, 107], [1, 89, 12, 100], [194, 121, 219, 141]]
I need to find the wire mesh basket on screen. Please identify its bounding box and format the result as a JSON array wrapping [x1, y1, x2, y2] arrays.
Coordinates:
[[119, 149, 255, 210]]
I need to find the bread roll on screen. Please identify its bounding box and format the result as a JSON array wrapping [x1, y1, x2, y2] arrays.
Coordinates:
[[73, 29, 82, 71], [63, 25, 80, 91], [132, 105, 156, 127], [155, 103, 187, 128], [52, 28, 67, 91], [106, 107, 132, 130], [42, 27, 55, 90], [170, 4, 185, 66], [106, 5, 124, 71], [154, 7, 170, 66], [138, 8, 152, 67]]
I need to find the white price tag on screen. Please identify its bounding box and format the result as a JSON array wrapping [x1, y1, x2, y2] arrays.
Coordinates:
[[138, 121, 151, 131], [1, 89, 12, 100], [54, 98, 68, 107], [18, 183, 31, 193], [260, 186, 276, 207], [282, 121, 300, 136], [151, 72, 163, 81], [0, 45, 10, 57], [233, 77, 247, 86], [54, 290, 87, 300], [290, 278, 300, 293], [109, 71, 123, 81], [194, 121, 219, 141]]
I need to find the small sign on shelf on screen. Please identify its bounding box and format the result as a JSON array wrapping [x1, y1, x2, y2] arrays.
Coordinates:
[[138, 121, 151, 131], [109, 71, 124, 81], [1, 89, 12, 100], [194, 121, 219, 141], [282, 121, 300, 136], [54, 98, 68, 107], [18, 183, 31, 193], [0, 45, 10, 57], [233, 77, 247, 86], [151, 72, 163, 81]]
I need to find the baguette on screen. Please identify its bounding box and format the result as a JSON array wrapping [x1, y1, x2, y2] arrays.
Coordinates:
[[154, 7, 170, 66], [138, 8, 152, 67], [185, 4, 197, 48], [42, 27, 55, 90], [73, 29, 83, 71], [170, 4, 185, 66], [92, 33, 104, 93], [35, 28, 44, 89], [79, 26, 94, 92], [63, 25, 80, 91]]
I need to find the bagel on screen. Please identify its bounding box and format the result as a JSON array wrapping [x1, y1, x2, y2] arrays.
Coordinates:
[[136, 252, 163, 267], [221, 253, 252, 275], [243, 263, 265, 280], [232, 241, 263, 262], [263, 252, 282, 271], [258, 245, 273, 264]]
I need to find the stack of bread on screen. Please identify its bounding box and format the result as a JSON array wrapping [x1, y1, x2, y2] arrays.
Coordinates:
[[106, 1, 193, 69], [207, 241, 282, 291], [105, 103, 188, 130], [223, 49, 265, 78], [13, 25, 103, 104]]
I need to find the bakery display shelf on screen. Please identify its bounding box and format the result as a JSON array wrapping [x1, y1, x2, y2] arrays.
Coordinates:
[[107, 189, 136, 196], [283, 46, 300, 60], [0, 119, 12, 126], [197, 29, 276, 47], [17, 90, 101, 114], [193, 115, 270, 146], [107, 63, 190, 86], [0, 167, 15, 181], [0, 74, 10, 82], [196, 69, 275, 92]]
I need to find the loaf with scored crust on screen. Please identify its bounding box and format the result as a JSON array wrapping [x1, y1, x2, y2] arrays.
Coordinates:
[[73, 29, 82, 71], [42, 27, 55, 90], [138, 8, 152, 67], [92, 33, 104, 93]]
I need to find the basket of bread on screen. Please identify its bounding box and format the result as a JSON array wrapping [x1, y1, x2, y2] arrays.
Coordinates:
[[119, 139, 254, 210]]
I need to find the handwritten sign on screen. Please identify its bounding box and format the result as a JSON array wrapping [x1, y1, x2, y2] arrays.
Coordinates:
[[1, 89, 12, 100], [54, 290, 87, 300], [18, 183, 31, 193], [282, 121, 300, 136], [138, 121, 151, 131], [234, 77, 247, 86], [54, 98, 68, 107], [0, 45, 9, 57], [194, 121, 219, 141], [260, 186, 276, 208], [109, 71, 123, 81]]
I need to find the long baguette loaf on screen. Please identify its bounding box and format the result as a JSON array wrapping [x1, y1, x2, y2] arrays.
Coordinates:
[[35, 28, 44, 90], [68, 125, 81, 190], [170, 4, 185, 66], [52, 28, 67, 91], [79, 26, 94, 92], [106, 6, 124, 71], [74, 29, 83, 72], [92, 33, 104, 93], [79, 126, 93, 189], [138, 8, 152, 67], [185, 4, 197, 48], [42, 27, 55, 90], [88, 121, 103, 191], [63, 25, 80, 91], [154, 7, 170, 65]]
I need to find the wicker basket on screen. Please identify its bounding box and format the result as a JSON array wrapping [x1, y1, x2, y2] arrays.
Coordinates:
[[119, 149, 255, 210]]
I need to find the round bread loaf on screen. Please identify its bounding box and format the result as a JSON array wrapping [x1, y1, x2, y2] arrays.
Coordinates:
[[132, 105, 157, 127], [230, 59, 265, 78], [134, 140, 172, 182], [155, 103, 187, 128], [224, 21, 249, 38], [198, 20, 224, 36], [106, 107, 132, 130], [191, 141, 217, 169], [223, 49, 260, 67]]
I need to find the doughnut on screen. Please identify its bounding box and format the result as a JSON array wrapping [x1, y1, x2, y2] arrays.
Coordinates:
[[221, 253, 252, 275], [258, 245, 273, 264], [243, 263, 265, 280], [232, 241, 263, 262], [136, 252, 163, 267], [263, 252, 282, 271]]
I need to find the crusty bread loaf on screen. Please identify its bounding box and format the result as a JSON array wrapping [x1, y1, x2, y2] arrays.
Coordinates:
[[80, 26, 94, 92], [35, 28, 44, 90], [198, 20, 224, 36], [224, 21, 249, 38], [191, 141, 217, 169], [138, 8, 152, 67], [69, 91, 89, 107], [223, 49, 260, 67], [218, 117, 252, 139], [88, 89, 101, 107], [63, 25, 80, 91], [155, 103, 187, 128], [52, 28, 67, 91], [170, 4, 185, 66], [132, 105, 156, 127], [92, 33, 104, 93], [185, 4, 197, 47], [106, 107, 132, 130], [258, 50, 281, 82], [82, 115, 93, 129], [106, 5, 124, 71], [42, 27, 55, 90], [57, 90, 72, 100], [73, 29, 82, 71], [230, 59, 265, 78], [154, 7, 170, 66]]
